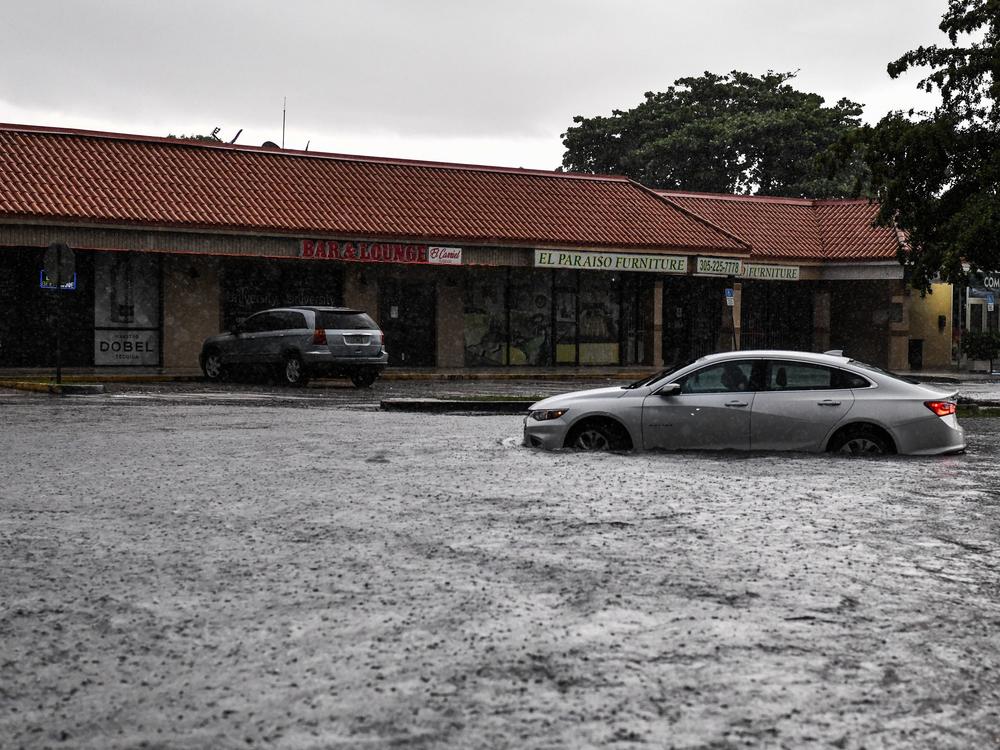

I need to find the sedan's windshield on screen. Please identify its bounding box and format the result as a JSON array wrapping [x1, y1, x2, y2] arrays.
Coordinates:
[[623, 361, 692, 389]]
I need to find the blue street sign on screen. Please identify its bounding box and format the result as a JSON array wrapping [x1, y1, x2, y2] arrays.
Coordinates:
[[40, 269, 77, 290]]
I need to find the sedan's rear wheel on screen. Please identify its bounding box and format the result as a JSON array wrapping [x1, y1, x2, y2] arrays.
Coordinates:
[[281, 354, 310, 387], [829, 425, 893, 456], [566, 419, 631, 452]]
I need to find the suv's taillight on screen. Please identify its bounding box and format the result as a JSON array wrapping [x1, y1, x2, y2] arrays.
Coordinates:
[[312, 328, 327, 345], [925, 400, 956, 417]]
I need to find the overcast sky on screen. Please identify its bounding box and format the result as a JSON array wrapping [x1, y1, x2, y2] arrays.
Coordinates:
[[1, 0, 949, 170]]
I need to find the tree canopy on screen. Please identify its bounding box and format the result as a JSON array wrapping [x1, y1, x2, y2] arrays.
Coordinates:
[[560, 70, 868, 198], [865, 0, 1000, 290]]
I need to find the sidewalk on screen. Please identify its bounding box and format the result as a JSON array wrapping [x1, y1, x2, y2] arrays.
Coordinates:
[[2, 365, 997, 403], [1, 365, 996, 384]]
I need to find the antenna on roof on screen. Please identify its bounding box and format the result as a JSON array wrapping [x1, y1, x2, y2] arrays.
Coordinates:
[[281, 97, 286, 149], [305, 140, 310, 152], [210, 126, 221, 140], [229, 128, 242, 144]]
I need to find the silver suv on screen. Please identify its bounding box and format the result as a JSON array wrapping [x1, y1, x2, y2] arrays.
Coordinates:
[[200, 306, 388, 387]]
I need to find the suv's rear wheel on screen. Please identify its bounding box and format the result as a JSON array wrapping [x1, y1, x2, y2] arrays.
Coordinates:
[[202, 349, 226, 382], [281, 353, 310, 387], [350, 367, 379, 389]]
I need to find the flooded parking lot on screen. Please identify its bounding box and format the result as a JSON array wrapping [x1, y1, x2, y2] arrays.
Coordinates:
[[2, 398, 999, 748]]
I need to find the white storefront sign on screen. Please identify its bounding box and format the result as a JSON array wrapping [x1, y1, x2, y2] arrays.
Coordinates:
[[94, 252, 161, 366], [696, 257, 742, 276], [740, 263, 800, 281], [301, 240, 462, 265], [94, 330, 160, 366], [534, 249, 687, 274]]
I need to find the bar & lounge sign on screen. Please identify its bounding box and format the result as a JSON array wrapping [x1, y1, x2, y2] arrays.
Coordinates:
[[301, 240, 462, 265]]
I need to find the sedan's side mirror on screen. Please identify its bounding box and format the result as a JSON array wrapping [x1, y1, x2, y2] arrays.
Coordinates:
[[656, 383, 681, 397]]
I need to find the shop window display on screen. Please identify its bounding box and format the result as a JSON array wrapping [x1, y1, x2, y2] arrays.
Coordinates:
[[555, 270, 577, 364], [464, 270, 508, 366], [578, 273, 620, 365], [508, 270, 552, 366], [463, 268, 637, 368], [221, 258, 343, 330]]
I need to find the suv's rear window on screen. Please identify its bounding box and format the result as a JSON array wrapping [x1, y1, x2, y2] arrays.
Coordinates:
[[316, 311, 379, 330]]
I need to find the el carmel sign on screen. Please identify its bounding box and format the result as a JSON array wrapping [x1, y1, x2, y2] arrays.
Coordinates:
[[301, 240, 462, 265]]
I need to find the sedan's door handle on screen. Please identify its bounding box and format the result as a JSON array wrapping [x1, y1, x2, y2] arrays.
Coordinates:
[[817, 400, 842, 406], [725, 400, 749, 408]]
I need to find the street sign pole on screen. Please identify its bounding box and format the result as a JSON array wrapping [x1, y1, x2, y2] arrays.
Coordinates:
[[42, 243, 76, 385], [725, 286, 736, 351], [54, 245, 63, 384]]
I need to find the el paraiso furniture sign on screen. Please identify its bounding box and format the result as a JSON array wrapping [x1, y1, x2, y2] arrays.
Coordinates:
[[534, 249, 687, 273], [535, 250, 799, 280]]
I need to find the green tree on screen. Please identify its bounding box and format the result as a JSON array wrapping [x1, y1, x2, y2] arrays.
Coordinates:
[[865, 0, 1000, 291], [561, 70, 869, 198]]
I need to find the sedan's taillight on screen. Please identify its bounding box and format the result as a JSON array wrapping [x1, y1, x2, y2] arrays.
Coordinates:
[[925, 400, 957, 417], [312, 328, 327, 345]]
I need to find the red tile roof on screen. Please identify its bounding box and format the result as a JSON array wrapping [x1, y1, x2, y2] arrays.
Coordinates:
[[660, 191, 900, 262], [0, 124, 746, 254]]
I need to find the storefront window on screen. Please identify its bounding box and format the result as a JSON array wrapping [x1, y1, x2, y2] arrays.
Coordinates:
[[662, 277, 727, 368], [742, 281, 814, 351], [508, 270, 552, 366], [578, 272, 620, 365], [462, 267, 639, 367], [969, 301, 984, 332], [221, 258, 343, 330], [94, 252, 161, 366], [464, 269, 508, 366], [554, 270, 577, 364]]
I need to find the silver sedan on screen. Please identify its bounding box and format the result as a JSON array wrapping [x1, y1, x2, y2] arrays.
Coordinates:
[[523, 350, 965, 456]]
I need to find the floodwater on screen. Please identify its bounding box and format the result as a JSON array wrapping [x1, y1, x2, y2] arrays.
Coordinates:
[[2, 398, 999, 748]]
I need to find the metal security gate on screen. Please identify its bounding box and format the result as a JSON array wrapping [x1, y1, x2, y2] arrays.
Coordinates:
[[740, 281, 813, 351]]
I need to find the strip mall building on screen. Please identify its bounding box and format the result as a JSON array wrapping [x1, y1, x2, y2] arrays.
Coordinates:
[[0, 124, 954, 373]]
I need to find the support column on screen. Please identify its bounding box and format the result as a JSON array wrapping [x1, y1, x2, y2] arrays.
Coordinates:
[[732, 282, 742, 351], [647, 278, 664, 367]]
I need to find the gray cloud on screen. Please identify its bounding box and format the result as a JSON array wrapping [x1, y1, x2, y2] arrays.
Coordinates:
[[0, 0, 948, 168]]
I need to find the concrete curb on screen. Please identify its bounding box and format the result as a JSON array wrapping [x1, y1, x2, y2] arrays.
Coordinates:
[[380, 399, 533, 414], [0, 380, 107, 395], [960, 399, 1000, 410]]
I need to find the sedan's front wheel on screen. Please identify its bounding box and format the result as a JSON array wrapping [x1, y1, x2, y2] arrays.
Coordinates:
[[566, 419, 631, 451]]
